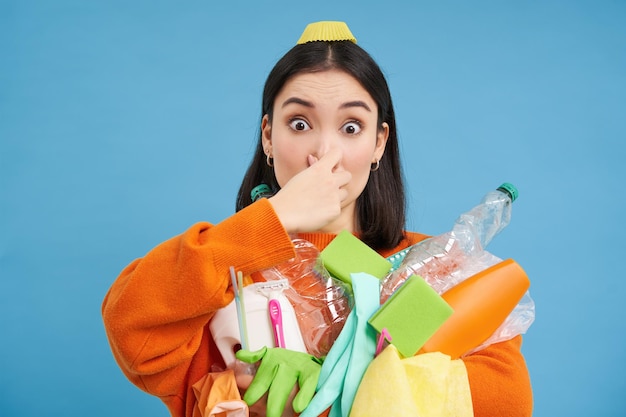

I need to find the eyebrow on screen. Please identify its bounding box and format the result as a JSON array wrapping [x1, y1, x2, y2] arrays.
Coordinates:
[[282, 97, 314, 108], [339, 100, 372, 112], [281, 97, 372, 112]]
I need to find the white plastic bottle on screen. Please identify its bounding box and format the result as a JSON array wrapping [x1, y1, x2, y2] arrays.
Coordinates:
[[380, 183, 518, 302]]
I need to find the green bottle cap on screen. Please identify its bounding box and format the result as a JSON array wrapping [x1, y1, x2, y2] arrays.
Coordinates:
[[497, 183, 518, 202], [251, 184, 273, 202]]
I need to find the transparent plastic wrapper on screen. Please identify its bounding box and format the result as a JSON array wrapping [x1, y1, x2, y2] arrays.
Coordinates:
[[260, 239, 353, 358], [381, 233, 500, 300], [380, 184, 535, 352], [467, 290, 535, 354]]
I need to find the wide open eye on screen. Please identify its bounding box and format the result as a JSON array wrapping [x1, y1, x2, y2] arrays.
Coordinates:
[[289, 118, 311, 131], [341, 121, 362, 135]]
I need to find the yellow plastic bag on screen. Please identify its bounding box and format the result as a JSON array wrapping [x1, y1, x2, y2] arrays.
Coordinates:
[[192, 369, 249, 417], [350, 345, 473, 417]]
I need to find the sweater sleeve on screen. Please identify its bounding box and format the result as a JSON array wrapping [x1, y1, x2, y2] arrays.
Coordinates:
[[101, 199, 295, 398], [463, 335, 533, 416]]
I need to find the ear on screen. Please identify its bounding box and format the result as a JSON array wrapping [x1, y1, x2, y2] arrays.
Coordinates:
[[261, 114, 272, 152], [374, 122, 389, 161]]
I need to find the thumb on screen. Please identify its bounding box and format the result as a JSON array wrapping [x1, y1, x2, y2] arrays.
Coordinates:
[[236, 346, 268, 363]]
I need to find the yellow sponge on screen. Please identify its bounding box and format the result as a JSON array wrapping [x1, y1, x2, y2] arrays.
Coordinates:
[[320, 230, 392, 285], [368, 275, 454, 358]]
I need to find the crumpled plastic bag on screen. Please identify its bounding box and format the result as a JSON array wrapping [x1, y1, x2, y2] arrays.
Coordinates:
[[192, 369, 249, 417], [350, 345, 473, 417]]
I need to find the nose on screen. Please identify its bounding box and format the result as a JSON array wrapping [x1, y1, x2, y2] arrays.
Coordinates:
[[313, 130, 335, 160], [309, 142, 343, 172]]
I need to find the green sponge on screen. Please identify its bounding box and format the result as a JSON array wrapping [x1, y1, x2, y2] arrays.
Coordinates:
[[320, 230, 392, 284], [368, 275, 454, 358]]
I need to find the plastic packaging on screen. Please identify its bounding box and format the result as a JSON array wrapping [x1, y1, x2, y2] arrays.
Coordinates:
[[260, 239, 353, 358], [380, 183, 535, 351], [381, 183, 518, 301], [419, 258, 530, 358]]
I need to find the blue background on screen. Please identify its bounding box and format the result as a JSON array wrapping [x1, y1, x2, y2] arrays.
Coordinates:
[[1, 1, 624, 416]]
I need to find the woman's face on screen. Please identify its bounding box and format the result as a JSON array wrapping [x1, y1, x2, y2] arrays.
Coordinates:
[[262, 69, 388, 231]]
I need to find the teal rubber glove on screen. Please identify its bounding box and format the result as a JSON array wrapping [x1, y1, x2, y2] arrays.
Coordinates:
[[300, 273, 380, 417], [338, 273, 379, 416], [236, 347, 322, 417], [300, 312, 355, 417]]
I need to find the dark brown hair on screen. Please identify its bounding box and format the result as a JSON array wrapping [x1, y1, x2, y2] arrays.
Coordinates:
[[236, 41, 406, 250]]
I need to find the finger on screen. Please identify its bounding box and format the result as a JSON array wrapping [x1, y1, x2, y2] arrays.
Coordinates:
[[315, 147, 343, 170], [242, 356, 277, 406], [236, 346, 267, 363], [300, 345, 352, 416], [293, 367, 321, 413], [335, 170, 352, 188], [266, 364, 298, 417]]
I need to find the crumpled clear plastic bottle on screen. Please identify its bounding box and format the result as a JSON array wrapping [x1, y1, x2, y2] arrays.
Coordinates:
[[380, 183, 535, 352], [260, 239, 353, 358], [381, 183, 519, 302]]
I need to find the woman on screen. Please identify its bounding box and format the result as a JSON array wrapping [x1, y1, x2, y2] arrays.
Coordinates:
[[102, 21, 532, 417]]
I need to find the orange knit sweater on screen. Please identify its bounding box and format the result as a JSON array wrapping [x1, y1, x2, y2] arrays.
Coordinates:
[[102, 199, 533, 417]]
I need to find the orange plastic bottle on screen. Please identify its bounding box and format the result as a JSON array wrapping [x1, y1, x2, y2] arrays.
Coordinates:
[[419, 258, 530, 358]]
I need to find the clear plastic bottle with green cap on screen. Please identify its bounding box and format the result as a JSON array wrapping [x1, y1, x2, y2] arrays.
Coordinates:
[[381, 183, 519, 302]]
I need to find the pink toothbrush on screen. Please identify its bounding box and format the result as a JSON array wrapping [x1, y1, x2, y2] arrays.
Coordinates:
[[268, 299, 286, 348]]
